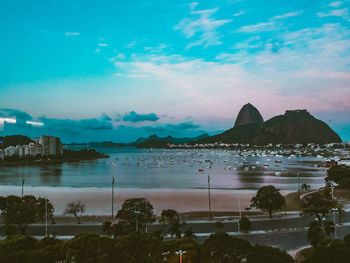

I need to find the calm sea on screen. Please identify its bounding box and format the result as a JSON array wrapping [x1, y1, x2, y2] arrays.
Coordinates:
[[0, 147, 327, 190]]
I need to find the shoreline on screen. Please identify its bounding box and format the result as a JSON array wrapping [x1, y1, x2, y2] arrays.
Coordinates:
[[0, 155, 108, 168], [0, 185, 292, 215]]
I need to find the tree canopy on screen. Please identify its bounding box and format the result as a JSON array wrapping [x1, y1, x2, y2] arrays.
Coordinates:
[[300, 188, 337, 222], [0, 195, 54, 234], [116, 198, 155, 232], [326, 165, 350, 189], [250, 185, 286, 218]]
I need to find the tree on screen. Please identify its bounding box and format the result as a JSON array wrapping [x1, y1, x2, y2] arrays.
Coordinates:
[[161, 209, 179, 223], [162, 239, 199, 263], [323, 221, 335, 236], [0, 195, 55, 234], [37, 197, 55, 224], [65, 233, 115, 263], [102, 220, 132, 237], [200, 233, 252, 263], [326, 165, 350, 189], [116, 198, 155, 232], [113, 233, 163, 263], [247, 244, 294, 263], [301, 183, 311, 192], [64, 201, 85, 224], [303, 239, 350, 263], [169, 219, 184, 239], [308, 221, 324, 247], [239, 216, 252, 233], [184, 227, 196, 240], [300, 188, 336, 222], [250, 185, 286, 218]]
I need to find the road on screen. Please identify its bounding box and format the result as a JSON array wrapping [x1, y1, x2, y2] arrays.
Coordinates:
[[1, 212, 350, 252]]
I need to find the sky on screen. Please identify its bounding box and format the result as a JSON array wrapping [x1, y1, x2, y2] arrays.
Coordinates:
[[0, 0, 349, 142]]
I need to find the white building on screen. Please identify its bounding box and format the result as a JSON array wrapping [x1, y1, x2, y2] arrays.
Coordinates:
[[4, 146, 17, 157], [16, 145, 26, 158], [37, 136, 63, 156], [26, 142, 42, 157]]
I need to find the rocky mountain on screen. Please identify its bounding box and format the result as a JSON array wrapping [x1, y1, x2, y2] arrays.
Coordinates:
[[234, 103, 264, 127], [197, 106, 342, 145], [251, 110, 341, 145]]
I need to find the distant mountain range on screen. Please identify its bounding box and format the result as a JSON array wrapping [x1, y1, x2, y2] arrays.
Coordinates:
[[1, 104, 342, 148], [65, 134, 210, 149]]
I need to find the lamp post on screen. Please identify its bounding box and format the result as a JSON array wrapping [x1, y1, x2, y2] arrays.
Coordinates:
[[331, 185, 337, 239], [208, 175, 212, 220], [135, 208, 141, 233], [21, 175, 24, 198], [238, 194, 242, 232], [175, 250, 187, 263], [112, 176, 115, 221], [45, 197, 48, 237]]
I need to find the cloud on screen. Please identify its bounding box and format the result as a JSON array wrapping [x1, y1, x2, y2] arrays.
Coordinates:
[[0, 109, 32, 121], [317, 8, 349, 19], [65, 32, 80, 37], [123, 111, 160, 122], [237, 22, 276, 33], [271, 11, 303, 20], [175, 4, 231, 49], [97, 43, 108, 47], [237, 10, 303, 33], [38, 117, 113, 133], [233, 11, 245, 17], [329, 1, 343, 8]]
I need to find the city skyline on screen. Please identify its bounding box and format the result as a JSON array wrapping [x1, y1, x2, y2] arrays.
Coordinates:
[[1, 0, 350, 142]]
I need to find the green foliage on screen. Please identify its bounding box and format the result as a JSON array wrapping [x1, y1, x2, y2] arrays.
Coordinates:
[[239, 216, 252, 233], [303, 239, 350, 263], [162, 239, 199, 263], [200, 232, 252, 263], [301, 183, 311, 192], [0, 235, 65, 263], [250, 185, 286, 218], [116, 198, 155, 232], [247, 244, 294, 263], [184, 227, 196, 240], [300, 188, 336, 222], [65, 233, 115, 263], [0, 195, 54, 234], [102, 220, 132, 237], [169, 219, 184, 239], [161, 209, 179, 223], [113, 233, 163, 263], [307, 221, 324, 248], [326, 165, 350, 189]]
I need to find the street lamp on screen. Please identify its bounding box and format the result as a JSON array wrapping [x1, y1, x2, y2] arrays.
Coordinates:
[[111, 176, 115, 221], [175, 250, 187, 263], [135, 209, 141, 232], [331, 185, 338, 239], [208, 175, 212, 220], [238, 194, 242, 232], [45, 196, 48, 237]]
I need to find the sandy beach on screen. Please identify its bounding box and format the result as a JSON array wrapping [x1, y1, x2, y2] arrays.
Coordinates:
[[0, 186, 292, 215]]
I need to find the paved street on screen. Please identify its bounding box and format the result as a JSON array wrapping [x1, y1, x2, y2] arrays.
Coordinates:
[[1, 212, 350, 252]]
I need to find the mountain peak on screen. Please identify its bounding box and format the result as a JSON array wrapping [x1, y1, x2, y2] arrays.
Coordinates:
[[234, 103, 264, 128]]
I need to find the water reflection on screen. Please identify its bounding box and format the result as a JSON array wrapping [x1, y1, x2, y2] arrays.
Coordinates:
[[40, 166, 62, 185]]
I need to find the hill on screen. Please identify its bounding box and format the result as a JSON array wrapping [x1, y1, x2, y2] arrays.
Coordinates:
[[197, 107, 341, 145]]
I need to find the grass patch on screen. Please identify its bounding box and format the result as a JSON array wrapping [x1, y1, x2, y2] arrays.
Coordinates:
[[284, 192, 302, 211]]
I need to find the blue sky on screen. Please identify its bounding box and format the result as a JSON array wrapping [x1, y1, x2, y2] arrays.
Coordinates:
[[0, 0, 349, 142]]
